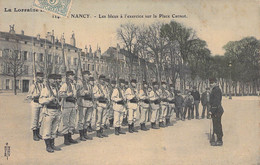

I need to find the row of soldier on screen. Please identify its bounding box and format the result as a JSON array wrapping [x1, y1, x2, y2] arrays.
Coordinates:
[[27, 70, 212, 153]]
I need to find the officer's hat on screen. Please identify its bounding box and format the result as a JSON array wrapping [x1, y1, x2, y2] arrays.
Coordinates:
[[209, 78, 217, 84], [111, 80, 116, 84], [130, 79, 137, 83], [99, 75, 106, 80], [36, 72, 44, 77], [48, 74, 57, 80], [82, 70, 91, 75], [66, 71, 75, 77], [89, 77, 94, 81], [119, 79, 125, 84], [152, 82, 159, 86], [56, 74, 62, 80], [104, 78, 110, 83]]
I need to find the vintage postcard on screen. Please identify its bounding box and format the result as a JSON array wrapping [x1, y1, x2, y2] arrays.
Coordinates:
[[0, 0, 259, 164]]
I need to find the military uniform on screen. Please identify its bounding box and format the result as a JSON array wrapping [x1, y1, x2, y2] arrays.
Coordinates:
[[111, 79, 126, 135], [210, 79, 224, 146], [148, 82, 161, 129], [102, 78, 111, 129], [76, 73, 94, 141], [175, 91, 184, 120], [108, 80, 117, 127], [201, 88, 211, 119], [27, 72, 44, 141], [166, 85, 175, 126], [158, 83, 170, 127], [58, 71, 78, 145], [183, 91, 194, 120], [125, 79, 139, 133], [93, 75, 109, 138], [138, 81, 150, 131], [39, 74, 61, 153]]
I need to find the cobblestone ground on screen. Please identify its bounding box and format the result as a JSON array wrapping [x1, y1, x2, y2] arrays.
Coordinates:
[[0, 94, 259, 165]]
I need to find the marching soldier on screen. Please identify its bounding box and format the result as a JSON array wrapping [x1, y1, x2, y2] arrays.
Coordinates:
[[166, 84, 175, 126], [58, 71, 78, 145], [93, 75, 109, 138], [158, 82, 170, 127], [148, 82, 161, 129], [125, 79, 139, 133], [27, 72, 44, 141], [138, 81, 150, 131], [39, 74, 61, 153], [108, 80, 117, 127], [76, 71, 93, 141], [111, 79, 126, 135], [209, 78, 224, 146], [103, 78, 111, 129]]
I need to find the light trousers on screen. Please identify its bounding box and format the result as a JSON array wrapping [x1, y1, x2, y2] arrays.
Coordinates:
[[42, 108, 61, 139]]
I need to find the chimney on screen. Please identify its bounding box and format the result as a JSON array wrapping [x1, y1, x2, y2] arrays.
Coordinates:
[[37, 34, 40, 40], [85, 45, 88, 55], [21, 30, 24, 35], [9, 24, 15, 34]]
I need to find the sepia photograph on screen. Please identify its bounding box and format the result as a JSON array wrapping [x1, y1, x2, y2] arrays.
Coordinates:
[[0, 0, 259, 164]]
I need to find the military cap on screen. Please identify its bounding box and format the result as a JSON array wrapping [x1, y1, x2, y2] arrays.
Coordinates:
[[119, 79, 125, 84], [82, 70, 91, 75], [89, 77, 94, 81], [104, 78, 110, 83], [48, 74, 57, 79], [99, 75, 106, 80], [209, 78, 217, 84], [66, 71, 75, 76], [36, 72, 44, 77], [56, 74, 62, 80], [152, 82, 159, 86], [130, 79, 137, 83], [111, 80, 116, 84]]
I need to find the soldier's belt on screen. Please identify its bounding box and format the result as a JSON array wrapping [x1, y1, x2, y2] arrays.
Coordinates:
[[46, 103, 60, 109], [116, 100, 125, 105], [79, 95, 93, 101], [129, 98, 138, 103], [66, 96, 76, 104], [168, 100, 175, 104], [161, 98, 168, 102], [153, 99, 161, 104], [97, 97, 107, 103], [141, 99, 150, 104]]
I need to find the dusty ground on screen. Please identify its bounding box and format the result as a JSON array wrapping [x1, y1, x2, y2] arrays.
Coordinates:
[[0, 94, 259, 165]]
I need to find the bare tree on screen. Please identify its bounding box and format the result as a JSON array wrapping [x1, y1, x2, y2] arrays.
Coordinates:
[[1, 43, 25, 95]]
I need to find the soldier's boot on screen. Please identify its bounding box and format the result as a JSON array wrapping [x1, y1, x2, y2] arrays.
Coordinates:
[[115, 127, 119, 135], [101, 128, 108, 137], [215, 136, 223, 146], [132, 123, 138, 132], [109, 119, 114, 127], [103, 124, 108, 129], [83, 129, 93, 140], [50, 138, 61, 151], [159, 122, 165, 128], [88, 125, 93, 132], [33, 130, 40, 141], [79, 130, 86, 141], [151, 122, 159, 129], [68, 133, 78, 144], [96, 130, 103, 138], [141, 123, 148, 131], [64, 134, 70, 145], [36, 128, 42, 139], [166, 118, 170, 126], [44, 139, 54, 153], [118, 127, 126, 134], [128, 124, 133, 133]]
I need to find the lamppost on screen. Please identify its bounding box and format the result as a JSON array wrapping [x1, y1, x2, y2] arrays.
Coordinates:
[[228, 61, 232, 99]]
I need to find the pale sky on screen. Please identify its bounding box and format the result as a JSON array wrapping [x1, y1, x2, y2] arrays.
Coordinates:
[[0, 0, 259, 55]]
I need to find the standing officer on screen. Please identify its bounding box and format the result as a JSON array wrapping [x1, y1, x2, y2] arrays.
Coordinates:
[[111, 79, 126, 135], [201, 87, 211, 119], [148, 82, 161, 129], [39, 74, 61, 153], [191, 86, 200, 119], [138, 81, 150, 131], [158, 82, 170, 127], [108, 80, 117, 127], [58, 71, 78, 145], [209, 78, 224, 146], [166, 84, 175, 126], [93, 75, 109, 138], [125, 79, 139, 133], [27, 72, 44, 141], [76, 71, 93, 141]]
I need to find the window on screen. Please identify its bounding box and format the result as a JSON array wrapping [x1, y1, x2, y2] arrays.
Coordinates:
[[68, 49, 70, 52], [40, 44, 43, 47], [6, 64, 11, 74], [39, 53, 43, 62], [56, 47, 58, 50], [23, 51, 28, 61], [88, 64, 90, 71], [25, 41, 27, 44], [24, 65, 29, 74], [16, 80, 19, 89], [75, 50, 77, 53], [92, 64, 94, 71], [73, 58, 77, 66], [48, 54, 52, 62], [83, 64, 85, 70], [6, 79, 10, 90]]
